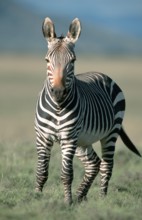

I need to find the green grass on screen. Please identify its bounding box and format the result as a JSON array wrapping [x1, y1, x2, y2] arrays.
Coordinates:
[[0, 141, 141, 220]]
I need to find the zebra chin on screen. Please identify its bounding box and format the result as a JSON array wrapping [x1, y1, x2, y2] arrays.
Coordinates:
[[51, 87, 67, 102]]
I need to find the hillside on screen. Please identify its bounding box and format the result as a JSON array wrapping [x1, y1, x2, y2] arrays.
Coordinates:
[[0, 0, 142, 55]]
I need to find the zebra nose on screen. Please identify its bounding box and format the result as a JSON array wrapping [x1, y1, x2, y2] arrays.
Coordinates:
[[51, 88, 66, 102]]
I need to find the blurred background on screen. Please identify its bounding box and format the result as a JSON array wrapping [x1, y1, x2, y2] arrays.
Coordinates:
[[0, 0, 142, 149], [1, 0, 142, 55]]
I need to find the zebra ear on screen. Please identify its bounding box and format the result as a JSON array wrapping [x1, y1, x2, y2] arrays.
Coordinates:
[[67, 18, 81, 43], [42, 17, 56, 42]]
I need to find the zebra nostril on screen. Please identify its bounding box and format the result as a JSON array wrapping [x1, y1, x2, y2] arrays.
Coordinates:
[[50, 87, 66, 102]]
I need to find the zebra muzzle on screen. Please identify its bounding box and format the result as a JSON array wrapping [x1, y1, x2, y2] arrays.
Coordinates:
[[51, 87, 67, 102]]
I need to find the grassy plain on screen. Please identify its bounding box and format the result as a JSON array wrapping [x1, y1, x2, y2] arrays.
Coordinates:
[[0, 54, 142, 219]]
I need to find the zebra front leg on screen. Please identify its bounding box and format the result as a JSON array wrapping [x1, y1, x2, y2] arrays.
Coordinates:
[[100, 137, 116, 196], [75, 146, 101, 202], [61, 143, 76, 205], [35, 138, 53, 192]]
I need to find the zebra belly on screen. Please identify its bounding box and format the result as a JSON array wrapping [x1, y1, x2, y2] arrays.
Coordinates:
[[77, 129, 111, 146]]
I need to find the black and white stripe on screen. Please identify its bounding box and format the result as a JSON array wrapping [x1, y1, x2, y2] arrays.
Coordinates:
[[35, 17, 141, 204]]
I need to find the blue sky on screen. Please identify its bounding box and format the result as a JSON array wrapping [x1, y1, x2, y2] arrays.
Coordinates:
[[1, 0, 141, 54], [14, 0, 142, 37]]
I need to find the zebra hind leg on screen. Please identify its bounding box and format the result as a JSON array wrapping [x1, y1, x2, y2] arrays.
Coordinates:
[[35, 139, 53, 193], [75, 145, 101, 202], [100, 133, 118, 197]]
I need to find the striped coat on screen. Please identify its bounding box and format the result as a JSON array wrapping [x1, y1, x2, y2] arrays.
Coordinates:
[[35, 17, 141, 205]]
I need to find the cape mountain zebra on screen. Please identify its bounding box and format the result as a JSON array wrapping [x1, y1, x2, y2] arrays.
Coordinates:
[[35, 17, 141, 204]]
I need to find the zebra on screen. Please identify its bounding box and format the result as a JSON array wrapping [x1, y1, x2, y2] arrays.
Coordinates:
[[35, 17, 141, 205]]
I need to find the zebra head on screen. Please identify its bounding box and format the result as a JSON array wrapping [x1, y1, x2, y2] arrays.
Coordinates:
[[42, 17, 81, 102]]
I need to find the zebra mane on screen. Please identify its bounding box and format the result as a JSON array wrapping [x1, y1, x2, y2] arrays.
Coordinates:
[[58, 34, 64, 40]]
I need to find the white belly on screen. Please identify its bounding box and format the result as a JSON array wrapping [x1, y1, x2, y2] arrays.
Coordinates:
[[77, 129, 110, 146]]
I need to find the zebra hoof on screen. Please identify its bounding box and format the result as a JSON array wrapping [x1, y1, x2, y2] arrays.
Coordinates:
[[35, 187, 42, 193], [64, 197, 73, 206], [99, 190, 107, 199], [77, 195, 88, 203], [34, 188, 43, 199]]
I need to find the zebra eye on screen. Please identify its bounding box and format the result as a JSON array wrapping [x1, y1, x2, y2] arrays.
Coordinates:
[[71, 58, 76, 63], [45, 58, 50, 63]]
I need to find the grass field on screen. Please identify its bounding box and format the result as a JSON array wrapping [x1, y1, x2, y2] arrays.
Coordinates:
[[0, 54, 142, 219]]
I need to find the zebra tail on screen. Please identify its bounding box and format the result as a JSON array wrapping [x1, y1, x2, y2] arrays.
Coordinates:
[[119, 127, 141, 157]]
